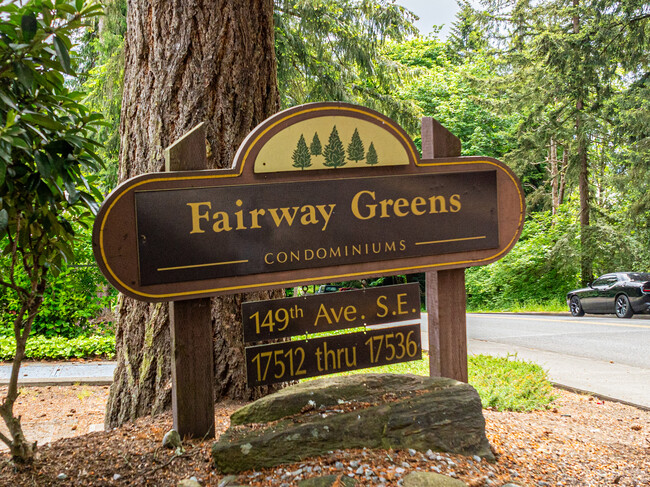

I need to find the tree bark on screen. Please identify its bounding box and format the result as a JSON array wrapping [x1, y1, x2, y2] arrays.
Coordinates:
[[106, 0, 281, 428], [573, 0, 593, 286]]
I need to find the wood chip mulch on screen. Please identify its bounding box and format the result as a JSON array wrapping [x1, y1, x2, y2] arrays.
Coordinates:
[[1, 386, 649, 486]]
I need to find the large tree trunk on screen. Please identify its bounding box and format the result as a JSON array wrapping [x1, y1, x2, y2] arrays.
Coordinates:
[[573, 1, 593, 286], [106, 0, 281, 428]]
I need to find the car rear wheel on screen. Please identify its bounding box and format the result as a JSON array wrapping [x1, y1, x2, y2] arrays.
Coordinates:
[[615, 295, 633, 318], [569, 296, 585, 317]]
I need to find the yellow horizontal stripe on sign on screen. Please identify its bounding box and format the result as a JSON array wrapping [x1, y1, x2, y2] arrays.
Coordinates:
[[157, 260, 249, 272], [415, 236, 487, 246]]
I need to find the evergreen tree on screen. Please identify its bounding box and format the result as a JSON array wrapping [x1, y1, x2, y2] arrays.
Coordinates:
[[274, 0, 421, 132], [347, 128, 365, 163], [323, 126, 346, 168], [292, 134, 312, 170], [366, 142, 379, 165], [480, 0, 650, 284], [310, 132, 322, 156], [446, 0, 489, 63]]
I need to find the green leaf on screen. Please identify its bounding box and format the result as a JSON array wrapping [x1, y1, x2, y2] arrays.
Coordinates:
[[0, 208, 7, 236], [35, 152, 52, 178], [5, 110, 17, 128], [53, 35, 72, 74], [22, 113, 64, 131], [75, 0, 84, 11], [21, 13, 38, 42], [14, 62, 34, 89], [0, 161, 6, 186], [79, 192, 99, 214], [0, 92, 18, 110], [57, 4, 78, 16], [9, 136, 30, 150]]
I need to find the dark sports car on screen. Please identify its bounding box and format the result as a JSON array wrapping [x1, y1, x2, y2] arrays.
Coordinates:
[[567, 272, 650, 318]]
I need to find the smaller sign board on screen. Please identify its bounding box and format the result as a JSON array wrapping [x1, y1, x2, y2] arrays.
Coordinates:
[[242, 283, 420, 343], [245, 323, 422, 387]]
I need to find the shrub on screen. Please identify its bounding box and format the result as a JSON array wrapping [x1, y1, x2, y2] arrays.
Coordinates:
[[0, 335, 115, 361], [468, 354, 556, 411]]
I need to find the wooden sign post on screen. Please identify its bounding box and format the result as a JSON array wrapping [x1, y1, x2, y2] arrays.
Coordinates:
[[422, 117, 468, 382], [164, 124, 215, 439]]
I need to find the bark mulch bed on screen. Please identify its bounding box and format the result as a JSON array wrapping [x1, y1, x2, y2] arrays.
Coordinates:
[[1, 386, 649, 486]]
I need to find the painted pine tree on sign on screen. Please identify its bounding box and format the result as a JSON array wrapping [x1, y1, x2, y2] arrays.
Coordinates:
[[310, 132, 322, 156], [292, 134, 311, 169], [366, 142, 379, 165], [347, 128, 365, 163], [323, 126, 346, 168]]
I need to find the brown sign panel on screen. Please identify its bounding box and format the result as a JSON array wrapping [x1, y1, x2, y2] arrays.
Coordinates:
[[242, 283, 420, 343], [244, 323, 422, 387], [135, 171, 498, 286], [93, 102, 525, 302]]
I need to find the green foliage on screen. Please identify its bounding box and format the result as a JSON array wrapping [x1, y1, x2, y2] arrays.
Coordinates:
[[466, 206, 581, 310], [274, 0, 421, 133], [346, 128, 365, 163], [291, 134, 312, 170], [80, 0, 126, 190], [323, 126, 346, 168], [0, 228, 116, 338], [0, 334, 115, 360], [0, 0, 105, 287], [468, 354, 556, 412], [386, 37, 518, 159]]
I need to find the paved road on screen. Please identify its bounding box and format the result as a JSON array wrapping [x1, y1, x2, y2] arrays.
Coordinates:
[[464, 313, 650, 409], [467, 313, 650, 369]]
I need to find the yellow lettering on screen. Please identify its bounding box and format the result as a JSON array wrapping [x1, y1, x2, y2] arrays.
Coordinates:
[[376, 295, 388, 317], [397, 293, 408, 315], [393, 198, 409, 217], [249, 208, 266, 229], [450, 194, 462, 212], [379, 198, 394, 218], [268, 207, 300, 227], [411, 196, 426, 215], [314, 303, 333, 326], [428, 195, 448, 213], [234, 199, 246, 230], [212, 212, 232, 232], [351, 190, 376, 220], [343, 305, 357, 322], [187, 202, 212, 234]]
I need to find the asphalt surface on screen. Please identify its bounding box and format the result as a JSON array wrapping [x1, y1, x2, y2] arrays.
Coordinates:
[[464, 313, 650, 410], [1, 312, 648, 410]]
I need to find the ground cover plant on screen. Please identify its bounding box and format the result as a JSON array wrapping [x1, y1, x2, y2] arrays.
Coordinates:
[[0, 335, 114, 361]]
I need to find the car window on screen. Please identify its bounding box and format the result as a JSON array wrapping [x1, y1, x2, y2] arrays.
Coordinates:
[[626, 273, 650, 282], [593, 276, 617, 286]]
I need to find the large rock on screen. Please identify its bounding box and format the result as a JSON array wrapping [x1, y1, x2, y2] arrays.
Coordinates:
[[212, 374, 493, 473]]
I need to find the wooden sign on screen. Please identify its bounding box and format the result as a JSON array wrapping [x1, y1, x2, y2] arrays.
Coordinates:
[[245, 323, 422, 387], [242, 283, 420, 343], [93, 102, 525, 302]]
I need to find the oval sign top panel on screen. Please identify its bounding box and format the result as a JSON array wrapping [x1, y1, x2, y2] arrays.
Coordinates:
[[232, 103, 419, 173]]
